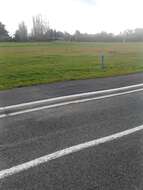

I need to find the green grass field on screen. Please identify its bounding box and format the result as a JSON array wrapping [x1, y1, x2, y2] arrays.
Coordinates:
[[0, 42, 143, 90]]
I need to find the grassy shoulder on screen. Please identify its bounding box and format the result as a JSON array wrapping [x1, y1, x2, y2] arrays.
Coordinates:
[[0, 42, 143, 90]]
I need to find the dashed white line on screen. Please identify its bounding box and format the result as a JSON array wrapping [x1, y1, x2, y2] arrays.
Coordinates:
[[0, 124, 143, 180]]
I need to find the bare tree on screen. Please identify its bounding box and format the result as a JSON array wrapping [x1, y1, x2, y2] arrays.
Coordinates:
[[15, 22, 28, 41], [31, 15, 49, 41]]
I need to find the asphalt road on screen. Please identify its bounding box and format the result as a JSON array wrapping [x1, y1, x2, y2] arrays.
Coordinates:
[[1, 72, 143, 106], [0, 73, 143, 190]]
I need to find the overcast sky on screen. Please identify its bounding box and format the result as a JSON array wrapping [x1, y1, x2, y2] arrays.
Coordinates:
[[1, 0, 143, 35]]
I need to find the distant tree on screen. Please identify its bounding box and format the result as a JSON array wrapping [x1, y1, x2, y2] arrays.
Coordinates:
[[64, 32, 71, 41], [74, 30, 81, 41], [119, 28, 143, 42], [14, 22, 28, 41], [31, 15, 49, 41], [45, 29, 54, 40], [56, 31, 64, 40], [134, 28, 143, 41], [0, 22, 10, 41]]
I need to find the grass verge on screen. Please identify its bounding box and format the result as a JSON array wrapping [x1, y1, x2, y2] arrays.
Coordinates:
[[0, 42, 143, 90]]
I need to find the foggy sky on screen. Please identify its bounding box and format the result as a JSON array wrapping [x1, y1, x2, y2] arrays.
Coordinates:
[[1, 0, 143, 35]]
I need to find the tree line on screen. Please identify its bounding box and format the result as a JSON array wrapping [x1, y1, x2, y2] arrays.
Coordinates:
[[1, 15, 143, 42]]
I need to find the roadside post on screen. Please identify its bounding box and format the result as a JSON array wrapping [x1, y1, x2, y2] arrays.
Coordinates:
[[100, 54, 105, 69]]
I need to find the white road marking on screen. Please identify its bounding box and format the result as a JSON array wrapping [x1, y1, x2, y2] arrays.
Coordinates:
[[0, 124, 143, 180], [0, 87, 143, 118], [0, 82, 143, 111], [0, 114, 7, 119]]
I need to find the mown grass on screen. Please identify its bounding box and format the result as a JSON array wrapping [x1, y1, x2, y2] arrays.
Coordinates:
[[0, 42, 143, 90]]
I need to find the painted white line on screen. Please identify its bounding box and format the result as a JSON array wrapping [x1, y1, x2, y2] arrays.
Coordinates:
[[0, 82, 143, 111], [1, 87, 143, 119], [0, 124, 143, 180], [0, 114, 7, 119]]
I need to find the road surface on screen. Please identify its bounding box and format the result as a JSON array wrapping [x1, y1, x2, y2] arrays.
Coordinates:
[[0, 73, 143, 190]]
